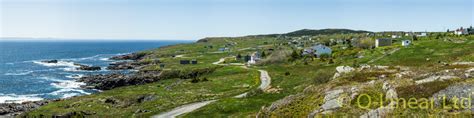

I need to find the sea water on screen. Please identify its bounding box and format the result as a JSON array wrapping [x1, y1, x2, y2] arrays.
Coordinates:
[[0, 40, 191, 103]]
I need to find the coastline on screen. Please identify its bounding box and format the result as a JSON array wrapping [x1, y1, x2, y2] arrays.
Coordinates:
[[0, 53, 146, 116]]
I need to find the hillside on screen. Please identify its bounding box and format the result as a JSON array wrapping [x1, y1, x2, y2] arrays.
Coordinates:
[[284, 29, 372, 36], [15, 30, 474, 117]]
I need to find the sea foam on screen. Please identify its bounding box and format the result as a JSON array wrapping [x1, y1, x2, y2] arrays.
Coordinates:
[[0, 94, 43, 103], [4, 70, 33, 76]]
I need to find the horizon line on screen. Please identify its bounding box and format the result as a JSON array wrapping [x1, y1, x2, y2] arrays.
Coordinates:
[[1, 27, 470, 40]]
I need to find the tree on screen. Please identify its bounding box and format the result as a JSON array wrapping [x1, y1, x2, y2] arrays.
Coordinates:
[[236, 53, 242, 60], [289, 50, 300, 62], [357, 37, 374, 49], [412, 35, 418, 41], [261, 51, 266, 58]]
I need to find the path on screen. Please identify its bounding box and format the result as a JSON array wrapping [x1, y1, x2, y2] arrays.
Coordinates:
[[212, 57, 226, 65], [367, 48, 400, 63], [151, 100, 217, 118], [257, 70, 271, 90], [152, 62, 271, 118]]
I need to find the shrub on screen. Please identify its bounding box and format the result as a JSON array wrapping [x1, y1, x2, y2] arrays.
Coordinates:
[[313, 70, 333, 85], [257, 49, 292, 65]]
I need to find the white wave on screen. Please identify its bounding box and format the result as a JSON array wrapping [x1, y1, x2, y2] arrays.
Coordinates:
[[64, 55, 102, 61], [61, 67, 79, 72], [65, 74, 84, 79], [49, 88, 91, 96], [38, 76, 85, 89], [38, 76, 65, 82], [33, 60, 79, 68], [115, 52, 131, 56], [50, 81, 86, 89], [61, 93, 80, 98], [99, 58, 110, 61], [5, 62, 14, 65], [0, 94, 43, 103], [4, 70, 33, 76]]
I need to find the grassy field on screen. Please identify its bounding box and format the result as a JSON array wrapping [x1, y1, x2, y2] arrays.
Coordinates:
[[22, 33, 474, 117], [25, 66, 259, 117]]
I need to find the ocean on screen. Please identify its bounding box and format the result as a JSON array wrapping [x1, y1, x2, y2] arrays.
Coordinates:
[[0, 40, 192, 103]]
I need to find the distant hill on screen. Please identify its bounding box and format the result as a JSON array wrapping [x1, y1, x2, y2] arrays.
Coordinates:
[[198, 28, 372, 42], [283, 29, 372, 36]]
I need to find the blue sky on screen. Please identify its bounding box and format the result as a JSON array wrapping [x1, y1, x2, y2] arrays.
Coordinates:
[[1, 0, 473, 40]]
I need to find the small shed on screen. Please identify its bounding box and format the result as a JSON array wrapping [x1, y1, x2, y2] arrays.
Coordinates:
[[402, 40, 411, 47], [180, 60, 190, 64], [191, 59, 198, 64], [375, 38, 392, 48], [160, 63, 165, 68]]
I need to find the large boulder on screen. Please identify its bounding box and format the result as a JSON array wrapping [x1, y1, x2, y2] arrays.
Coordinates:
[[336, 66, 354, 73], [77, 65, 101, 71]]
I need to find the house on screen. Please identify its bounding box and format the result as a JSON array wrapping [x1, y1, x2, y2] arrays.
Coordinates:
[[159, 63, 165, 68], [191, 59, 198, 64], [180, 60, 190, 64], [417, 32, 427, 37], [391, 35, 401, 38], [455, 27, 469, 35], [402, 40, 411, 47], [312, 44, 332, 58], [248, 52, 262, 64], [375, 38, 392, 48], [218, 47, 230, 52]]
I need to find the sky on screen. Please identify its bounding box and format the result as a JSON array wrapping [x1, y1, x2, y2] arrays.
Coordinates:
[[0, 0, 473, 40]]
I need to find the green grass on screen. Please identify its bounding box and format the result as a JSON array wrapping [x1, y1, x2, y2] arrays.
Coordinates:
[[25, 66, 259, 117], [372, 39, 474, 67], [24, 33, 474, 117], [183, 63, 336, 117]]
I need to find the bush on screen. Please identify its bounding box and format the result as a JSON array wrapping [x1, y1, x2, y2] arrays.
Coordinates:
[[356, 37, 374, 49], [313, 71, 333, 85], [257, 49, 292, 65]]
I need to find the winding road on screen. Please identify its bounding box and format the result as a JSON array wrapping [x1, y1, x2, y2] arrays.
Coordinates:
[[152, 60, 271, 118]]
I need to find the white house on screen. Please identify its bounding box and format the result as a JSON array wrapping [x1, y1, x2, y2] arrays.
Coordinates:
[[417, 32, 427, 37], [391, 35, 401, 38], [402, 40, 411, 47], [455, 27, 469, 35], [248, 52, 261, 64], [375, 38, 392, 48], [312, 44, 332, 57]]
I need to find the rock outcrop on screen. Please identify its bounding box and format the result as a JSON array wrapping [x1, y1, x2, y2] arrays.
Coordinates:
[[110, 53, 147, 60], [75, 64, 101, 71], [78, 71, 162, 90], [107, 62, 136, 70], [0, 101, 49, 116], [431, 84, 474, 109], [41, 60, 58, 63]]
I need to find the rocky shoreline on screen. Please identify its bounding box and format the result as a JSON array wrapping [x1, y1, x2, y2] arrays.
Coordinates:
[[0, 101, 50, 116], [1, 53, 149, 116], [1, 52, 220, 116]]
